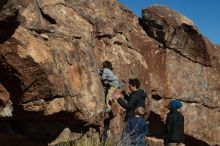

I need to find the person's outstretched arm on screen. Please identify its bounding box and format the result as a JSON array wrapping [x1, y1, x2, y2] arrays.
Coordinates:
[[121, 90, 129, 101], [117, 95, 137, 110]]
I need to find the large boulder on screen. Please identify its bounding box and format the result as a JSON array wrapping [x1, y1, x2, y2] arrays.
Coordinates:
[[141, 5, 220, 146], [0, 1, 219, 146], [0, 0, 152, 145], [141, 5, 218, 67], [0, 0, 105, 123]]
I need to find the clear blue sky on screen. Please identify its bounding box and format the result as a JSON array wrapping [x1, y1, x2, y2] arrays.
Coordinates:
[[117, 0, 220, 45]]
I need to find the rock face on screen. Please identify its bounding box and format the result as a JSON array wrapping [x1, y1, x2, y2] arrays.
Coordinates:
[[142, 5, 214, 67], [141, 5, 220, 146], [0, 0, 105, 123], [0, 1, 219, 146]]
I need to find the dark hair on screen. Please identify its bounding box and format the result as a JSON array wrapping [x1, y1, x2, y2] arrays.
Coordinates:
[[102, 60, 113, 70], [129, 78, 140, 88]]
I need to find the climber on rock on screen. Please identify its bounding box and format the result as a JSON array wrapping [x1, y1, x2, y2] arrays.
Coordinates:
[[99, 60, 125, 113]]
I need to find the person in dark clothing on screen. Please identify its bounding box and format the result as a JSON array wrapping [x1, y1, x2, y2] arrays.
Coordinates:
[[123, 106, 149, 146], [164, 99, 185, 146], [113, 78, 147, 120]]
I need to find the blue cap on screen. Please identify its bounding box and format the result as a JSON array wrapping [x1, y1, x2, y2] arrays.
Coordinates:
[[169, 99, 182, 110]]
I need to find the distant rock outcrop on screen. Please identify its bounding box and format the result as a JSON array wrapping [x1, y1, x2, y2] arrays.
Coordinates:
[[0, 1, 219, 146]]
